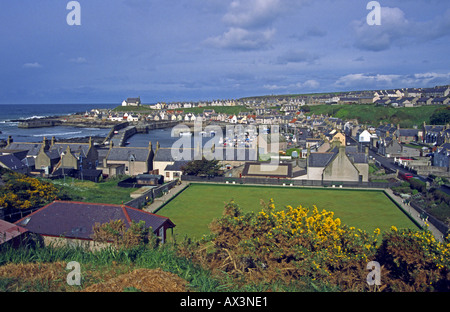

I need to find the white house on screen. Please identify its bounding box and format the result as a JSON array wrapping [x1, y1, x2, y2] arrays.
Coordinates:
[[359, 130, 373, 143]]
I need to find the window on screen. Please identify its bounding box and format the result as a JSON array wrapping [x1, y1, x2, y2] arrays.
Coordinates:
[[166, 172, 170, 178]]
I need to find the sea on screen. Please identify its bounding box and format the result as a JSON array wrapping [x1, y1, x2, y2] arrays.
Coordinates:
[[0, 103, 187, 148], [0, 104, 119, 143]]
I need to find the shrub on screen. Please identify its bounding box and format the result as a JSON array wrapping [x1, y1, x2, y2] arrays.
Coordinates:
[[409, 178, 426, 193], [92, 220, 158, 250], [187, 200, 380, 291], [183, 200, 450, 292], [376, 227, 450, 291]]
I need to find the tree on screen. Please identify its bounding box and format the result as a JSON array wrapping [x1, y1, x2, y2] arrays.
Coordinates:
[[181, 157, 222, 177], [430, 107, 450, 125]]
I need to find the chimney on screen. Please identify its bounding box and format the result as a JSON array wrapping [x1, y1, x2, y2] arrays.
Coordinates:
[[7, 136, 12, 146], [42, 137, 50, 151], [51, 136, 56, 146], [148, 141, 153, 151], [156, 141, 160, 151]]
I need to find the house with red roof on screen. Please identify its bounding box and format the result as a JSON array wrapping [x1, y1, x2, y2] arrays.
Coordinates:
[[0, 219, 29, 248], [14, 201, 175, 249]]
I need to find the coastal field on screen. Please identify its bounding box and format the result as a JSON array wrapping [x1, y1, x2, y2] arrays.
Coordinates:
[[305, 104, 444, 128], [158, 183, 420, 240]]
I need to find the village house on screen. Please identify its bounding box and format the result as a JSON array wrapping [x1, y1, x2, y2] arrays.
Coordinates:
[[301, 144, 369, 182], [0, 154, 29, 174], [0, 219, 29, 249], [14, 201, 175, 248], [433, 143, 450, 168], [31, 137, 100, 178], [152, 147, 180, 181], [103, 142, 154, 176], [377, 136, 403, 158], [423, 123, 448, 145], [422, 86, 450, 98], [394, 126, 421, 144], [122, 97, 141, 107]]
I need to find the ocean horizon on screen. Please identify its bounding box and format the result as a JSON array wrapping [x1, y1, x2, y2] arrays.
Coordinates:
[[0, 103, 118, 143]]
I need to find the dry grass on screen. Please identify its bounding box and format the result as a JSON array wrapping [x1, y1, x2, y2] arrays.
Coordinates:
[[82, 268, 188, 292], [0, 262, 188, 292]]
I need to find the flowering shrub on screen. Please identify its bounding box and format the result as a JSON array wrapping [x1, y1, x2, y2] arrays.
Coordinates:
[[377, 227, 450, 291], [0, 172, 59, 210], [184, 199, 450, 291]]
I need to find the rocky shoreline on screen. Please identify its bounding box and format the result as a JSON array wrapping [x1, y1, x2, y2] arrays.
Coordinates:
[[14, 114, 119, 129]]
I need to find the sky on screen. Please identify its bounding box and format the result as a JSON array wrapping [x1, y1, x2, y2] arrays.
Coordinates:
[[0, 0, 449, 104]]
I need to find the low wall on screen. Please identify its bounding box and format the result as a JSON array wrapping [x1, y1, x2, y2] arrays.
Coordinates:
[[180, 175, 401, 189], [124, 179, 179, 208]]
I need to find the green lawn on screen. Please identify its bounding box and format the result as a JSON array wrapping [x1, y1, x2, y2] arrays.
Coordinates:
[[158, 183, 420, 240], [51, 177, 135, 205]]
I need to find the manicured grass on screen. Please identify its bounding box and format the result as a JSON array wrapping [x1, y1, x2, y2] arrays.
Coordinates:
[[159, 184, 420, 240]]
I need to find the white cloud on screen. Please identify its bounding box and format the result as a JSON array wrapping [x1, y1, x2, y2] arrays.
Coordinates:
[[207, 0, 308, 51], [352, 7, 450, 52], [69, 57, 87, 64], [335, 72, 450, 89], [223, 0, 282, 29], [22, 62, 42, 69], [263, 79, 320, 91], [206, 27, 275, 50], [335, 73, 401, 88]]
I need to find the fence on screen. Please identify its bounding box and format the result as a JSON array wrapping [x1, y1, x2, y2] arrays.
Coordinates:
[[180, 175, 401, 189], [0, 206, 41, 223], [410, 201, 450, 236], [124, 179, 179, 209]]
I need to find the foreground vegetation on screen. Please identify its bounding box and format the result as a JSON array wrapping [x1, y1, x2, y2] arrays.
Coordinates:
[[1, 199, 449, 292]]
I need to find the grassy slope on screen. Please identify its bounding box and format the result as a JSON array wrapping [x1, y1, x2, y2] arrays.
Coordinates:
[[158, 184, 419, 240], [113, 105, 250, 115], [52, 177, 135, 205], [307, 104, 444, 128]]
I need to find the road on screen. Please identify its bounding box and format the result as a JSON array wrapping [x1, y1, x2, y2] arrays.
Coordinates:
[[346, 135, 427, 182]]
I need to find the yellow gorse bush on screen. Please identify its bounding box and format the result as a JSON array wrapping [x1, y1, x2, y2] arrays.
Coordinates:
[[0, 172, 59, 210], [200, 199, 450, 291]]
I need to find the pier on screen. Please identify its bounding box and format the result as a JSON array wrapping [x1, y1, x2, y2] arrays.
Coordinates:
[[105, 120, 180, 147]]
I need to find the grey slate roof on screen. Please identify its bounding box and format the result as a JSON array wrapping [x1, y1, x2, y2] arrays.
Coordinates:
[[5, 143, 42, 157], [154, 147, 258, 162], [0, 154, 28, 171], [15, 201, 175, 240], [308, 152, 336, 167], [165, 161, 189, 171], [51, 144, 90, 158], [398, 129, 419, 137], [107, 147, 151, 162]]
